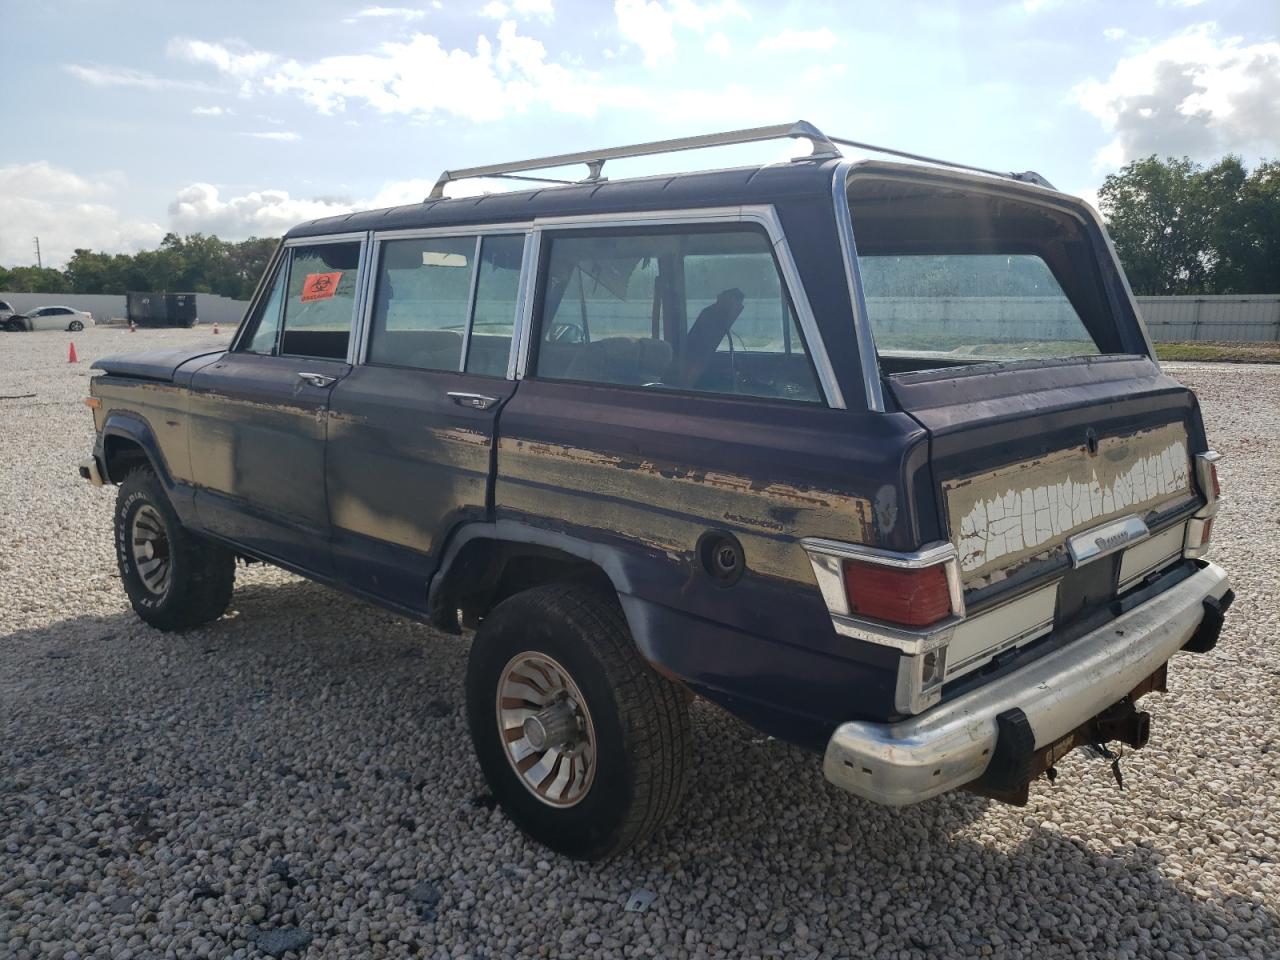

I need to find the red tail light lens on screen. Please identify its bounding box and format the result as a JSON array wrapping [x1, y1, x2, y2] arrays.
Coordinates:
[[1208, 462, 1220, 500], [842, 560, 952, 627], [1199, 517, 1214, 546]]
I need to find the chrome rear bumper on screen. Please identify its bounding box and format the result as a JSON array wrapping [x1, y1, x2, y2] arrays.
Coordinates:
[[822, 561, 1231, 806]]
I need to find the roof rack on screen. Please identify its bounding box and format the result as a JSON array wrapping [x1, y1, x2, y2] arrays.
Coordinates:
[[426, 119, 1054, 200]]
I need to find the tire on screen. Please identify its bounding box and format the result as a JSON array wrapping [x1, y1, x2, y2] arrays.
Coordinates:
[[114, 466, 235, 631], [5, 318, 26, 332], [465, 583, 692, 860], [68, 320, 84, 331]]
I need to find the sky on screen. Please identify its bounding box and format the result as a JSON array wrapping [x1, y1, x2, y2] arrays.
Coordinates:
[[0, 0, 1277, 267]]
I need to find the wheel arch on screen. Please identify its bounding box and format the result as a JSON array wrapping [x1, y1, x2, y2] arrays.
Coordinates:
[[100, 413, 174, 489]]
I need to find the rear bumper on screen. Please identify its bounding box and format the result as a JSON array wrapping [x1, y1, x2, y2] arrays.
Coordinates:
[[822, 561, 1232, 806]]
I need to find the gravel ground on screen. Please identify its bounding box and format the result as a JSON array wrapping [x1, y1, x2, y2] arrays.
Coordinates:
[[2, 326, 1279, 960]]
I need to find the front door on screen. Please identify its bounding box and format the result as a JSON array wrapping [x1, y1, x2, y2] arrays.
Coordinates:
[[325, 232, 525, 610], [189, 237, 365, 574]]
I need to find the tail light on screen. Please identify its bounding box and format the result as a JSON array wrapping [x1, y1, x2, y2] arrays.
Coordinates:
[[1185, 451, 1222, 559], [842, 560, 951, 627]]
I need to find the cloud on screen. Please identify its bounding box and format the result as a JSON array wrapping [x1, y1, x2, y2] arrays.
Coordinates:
[[63, 63, 210, 91], [167, 38, 274, 78], [351, 5, 429, 19], [1071, 23, 1280, 170], [240, 131, 302, 141], [756, 26, 839, 52], [613, 0, 748, 67], [1103, 27, 1126, 41], [481, 0, 554, 19], [0, 162, 164, 268], [704, 31, 730, 56], [192, 105, 234, 116]]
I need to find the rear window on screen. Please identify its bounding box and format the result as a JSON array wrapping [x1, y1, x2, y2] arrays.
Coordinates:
[[848, 177, 1131, 371]]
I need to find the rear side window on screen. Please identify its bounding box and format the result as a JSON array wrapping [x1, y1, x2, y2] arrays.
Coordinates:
[[532, 226, 822, 403], [465, 235, 525, 377], [279, 242, 362, 360], [367, 236, 475, 372]]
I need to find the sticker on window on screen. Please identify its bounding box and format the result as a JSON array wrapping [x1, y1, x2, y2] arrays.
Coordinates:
[[301, 272, 343, 302]]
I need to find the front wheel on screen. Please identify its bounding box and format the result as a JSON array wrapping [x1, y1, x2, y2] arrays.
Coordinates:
[[114, 467, 236, 631], [465, 583, 692, 860], [68, 320, 84, 331]]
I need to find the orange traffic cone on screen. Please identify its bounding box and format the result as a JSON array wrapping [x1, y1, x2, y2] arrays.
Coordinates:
[[68, 342, 78, 363]]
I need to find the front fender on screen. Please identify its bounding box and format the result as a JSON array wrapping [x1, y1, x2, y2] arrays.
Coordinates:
[[98, 411, 175, 489]]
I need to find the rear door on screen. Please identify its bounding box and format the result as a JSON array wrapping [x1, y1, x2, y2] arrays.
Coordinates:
[[324, 231, 526, 611], [189, 236, 365, 573]]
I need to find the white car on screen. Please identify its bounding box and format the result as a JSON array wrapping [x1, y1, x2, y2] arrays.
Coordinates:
[[5, 305, 95, 332]]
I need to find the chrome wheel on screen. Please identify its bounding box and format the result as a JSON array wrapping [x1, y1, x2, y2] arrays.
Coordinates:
[[496, 652, 596, 807], [130, 504, 172, 597]]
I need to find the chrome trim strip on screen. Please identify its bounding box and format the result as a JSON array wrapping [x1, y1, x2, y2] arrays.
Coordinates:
[[283, 231, 367, 247], [822, 561, 1231, 806], [1065, 514, 1149, 568], [348, 232, 375, 366], [830, 161, 886, 412], [371, 224, 531, 242], [458, 235, 484, 373], [505, 205, 844, 407], [510, 230, 541, 380]]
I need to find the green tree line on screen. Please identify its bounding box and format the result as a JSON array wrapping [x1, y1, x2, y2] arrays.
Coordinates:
[[0, 233, 278, 300]]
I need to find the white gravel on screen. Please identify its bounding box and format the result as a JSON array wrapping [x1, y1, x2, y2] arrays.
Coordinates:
[[2, 326, 1279, 960]]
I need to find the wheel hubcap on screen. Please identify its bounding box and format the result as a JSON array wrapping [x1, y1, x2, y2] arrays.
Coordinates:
[[130, 504, 171, 596], [496, 652, 596, 807]]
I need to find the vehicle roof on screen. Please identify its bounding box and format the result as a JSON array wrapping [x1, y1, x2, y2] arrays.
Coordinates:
[[285, 156, 1075, 241], [287, 158, 849, 239]]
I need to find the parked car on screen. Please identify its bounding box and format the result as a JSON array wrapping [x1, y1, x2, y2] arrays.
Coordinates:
[[80, 121, 1231, 860], [6, 305, 94, 332]]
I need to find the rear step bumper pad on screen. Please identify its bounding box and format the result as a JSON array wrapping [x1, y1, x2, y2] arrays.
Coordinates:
[[822, 561, 1231, 806]]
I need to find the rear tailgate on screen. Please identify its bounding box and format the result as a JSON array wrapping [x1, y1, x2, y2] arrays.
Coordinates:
[[890, 355, 1205, 668]]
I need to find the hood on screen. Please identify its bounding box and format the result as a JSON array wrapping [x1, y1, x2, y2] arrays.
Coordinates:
[[91, 346, 226, 382]]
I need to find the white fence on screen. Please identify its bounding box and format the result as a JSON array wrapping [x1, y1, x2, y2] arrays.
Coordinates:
[[1136, 296, 1280, 342], [0, 292, 249, 328]]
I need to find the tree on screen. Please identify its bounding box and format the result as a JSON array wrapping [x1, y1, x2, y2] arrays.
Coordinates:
[[1099, 155, 1280, 295]]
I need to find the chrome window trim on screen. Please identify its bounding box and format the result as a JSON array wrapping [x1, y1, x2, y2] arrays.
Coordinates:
[[507, 204, 845, 408], [372, 225, 531, 242], [509, 231, 541, 380], [229, 240, 286, 354], [831, 161, 886, 413], [457, 235, 485, 373], [347, 231, 375, 365], [283, 231, 367, 247]]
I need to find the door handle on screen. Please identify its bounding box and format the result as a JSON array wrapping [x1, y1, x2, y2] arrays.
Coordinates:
[[448, 391, 500, 411], [297, 372, 338, 388]]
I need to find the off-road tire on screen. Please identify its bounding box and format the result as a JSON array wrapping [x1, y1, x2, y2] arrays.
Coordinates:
[[465, 583, 692, 860], [114, 466, 235, 631]]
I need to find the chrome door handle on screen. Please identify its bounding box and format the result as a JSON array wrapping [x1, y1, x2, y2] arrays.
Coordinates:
[[297, 372, 338, 388], [448, 391, 499, 410]]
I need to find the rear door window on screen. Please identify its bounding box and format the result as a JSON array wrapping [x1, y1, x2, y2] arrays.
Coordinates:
[[367, 236, 475, 372], [532, 226, 822, 403], [465, 235, 525, 377], [279, 242, 362, 360]]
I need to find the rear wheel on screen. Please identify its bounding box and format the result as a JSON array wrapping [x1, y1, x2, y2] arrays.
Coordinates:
[[465, 583, 692, 860], [114, 467, 235, 631]]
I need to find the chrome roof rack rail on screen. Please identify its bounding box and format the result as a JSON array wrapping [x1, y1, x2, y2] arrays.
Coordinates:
[[425, 119, 1053, 200]]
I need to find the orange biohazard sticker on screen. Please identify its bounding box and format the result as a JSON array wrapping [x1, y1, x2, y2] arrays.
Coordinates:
[[300, 271, 342, 302]]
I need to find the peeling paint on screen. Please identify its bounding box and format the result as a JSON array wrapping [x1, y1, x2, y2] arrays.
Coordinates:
[[944, 423, 1193, 583]]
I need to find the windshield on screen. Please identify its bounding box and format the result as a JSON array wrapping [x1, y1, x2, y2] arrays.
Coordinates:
[[848, 175, 1134, 372]]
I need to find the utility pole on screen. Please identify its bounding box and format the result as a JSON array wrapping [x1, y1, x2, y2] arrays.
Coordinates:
[[33, 236, 41, 269]]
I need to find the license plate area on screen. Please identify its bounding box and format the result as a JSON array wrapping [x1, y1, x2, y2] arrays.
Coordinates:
[[1055, 553, 1119, 627]]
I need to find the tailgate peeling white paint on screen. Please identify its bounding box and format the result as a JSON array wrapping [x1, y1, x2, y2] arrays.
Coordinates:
[[944, 423, 1192, 584]]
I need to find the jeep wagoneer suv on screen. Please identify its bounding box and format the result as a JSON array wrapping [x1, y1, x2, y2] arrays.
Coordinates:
[[82, 122, 1231, 859]]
